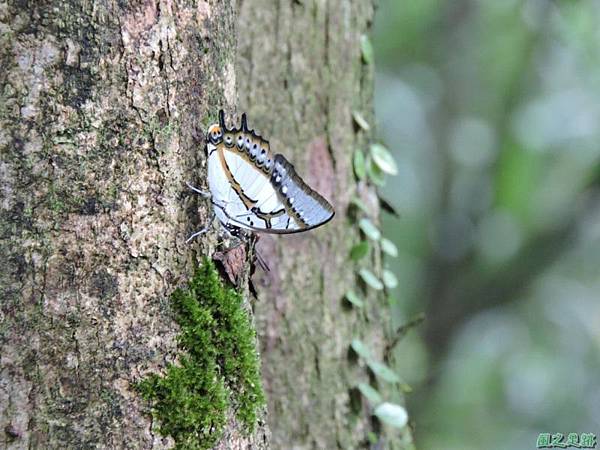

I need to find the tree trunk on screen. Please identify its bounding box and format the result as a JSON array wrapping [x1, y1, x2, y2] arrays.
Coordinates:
[[1, 0, 412, 448], [0, 0, 266, 448], [237, 1, 413, 449]]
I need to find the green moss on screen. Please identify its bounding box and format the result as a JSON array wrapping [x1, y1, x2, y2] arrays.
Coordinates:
[[201, 110, 220, 130], [137, 258, 265, 449], [48, 188, 67, 213], [143, 116, 179, 142]]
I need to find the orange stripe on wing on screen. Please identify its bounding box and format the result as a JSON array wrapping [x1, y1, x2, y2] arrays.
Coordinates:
[[217, 145, 257, 210]]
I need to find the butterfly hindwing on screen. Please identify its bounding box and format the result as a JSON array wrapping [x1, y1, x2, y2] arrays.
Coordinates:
[[267, 154, 334, 232]]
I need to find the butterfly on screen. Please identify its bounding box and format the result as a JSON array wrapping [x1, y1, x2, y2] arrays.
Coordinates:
[[187, 110, 334, 242]]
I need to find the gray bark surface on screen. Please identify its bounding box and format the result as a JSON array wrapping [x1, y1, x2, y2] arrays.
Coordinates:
[[0, 0, 267, 448], [237, 1, 413, 449], [1, 0, 413, 448]]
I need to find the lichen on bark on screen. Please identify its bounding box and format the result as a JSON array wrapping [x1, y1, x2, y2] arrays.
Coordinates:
[[2, 0, 414, 448], [0, 0, 267, 448], [236, 0, 415, 448]]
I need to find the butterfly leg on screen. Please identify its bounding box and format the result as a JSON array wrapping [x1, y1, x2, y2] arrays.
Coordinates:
[[186, 211, 215, 243], [186, 181, 211, 198], [254, 246, 270, 272]]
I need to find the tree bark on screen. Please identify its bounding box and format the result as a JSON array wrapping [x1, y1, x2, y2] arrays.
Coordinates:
[[0, 0, 267, 448], [1, 0, 413, 448], [237, 1, 413, 449]]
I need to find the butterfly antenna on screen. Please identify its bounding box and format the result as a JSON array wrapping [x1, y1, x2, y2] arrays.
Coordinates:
[[218, 109, 226, 130], [254, 248, 270, 272], [240, 113, 248, 132]]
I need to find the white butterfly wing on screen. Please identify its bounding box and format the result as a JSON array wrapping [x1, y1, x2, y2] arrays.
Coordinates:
[[206, 114, 334, 234]]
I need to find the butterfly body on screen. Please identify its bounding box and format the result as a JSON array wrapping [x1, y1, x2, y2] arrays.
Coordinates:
[[202, 110, 334, 235]]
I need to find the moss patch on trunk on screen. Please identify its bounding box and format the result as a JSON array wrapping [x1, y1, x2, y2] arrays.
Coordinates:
[[137, 258, 265, 449]]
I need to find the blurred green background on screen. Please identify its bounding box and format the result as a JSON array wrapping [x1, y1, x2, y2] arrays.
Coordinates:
[[372, 1, 600, 449]]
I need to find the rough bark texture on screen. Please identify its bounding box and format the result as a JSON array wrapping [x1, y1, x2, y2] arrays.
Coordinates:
[[1, 0, 412, 448], [0, 0, 267, 448], [237, 1, 412, 449]]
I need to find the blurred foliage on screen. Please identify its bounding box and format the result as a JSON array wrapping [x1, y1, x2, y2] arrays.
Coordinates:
[[373, 0, 600, 449]]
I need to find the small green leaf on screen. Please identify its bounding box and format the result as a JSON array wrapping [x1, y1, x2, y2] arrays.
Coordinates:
[[351, 197, 370, 214], [359, 268, 384, 290], [380, 238, 398, 257], [351, 339, 373, 360], [382, 270, 398, 289], [374, 402, 408, 428], [359, 218, 381, 241], [344, 290, 364, 308], [350, 241, 370, 261], [367, 360, 401, 383], [367, 431, 378, 445], [370, 143, 398, 175], [353, 149, 367, 180], [400, 383, 413, 393], [357, 382, 382, 405], [360, 35, 374, 65], [352, 111, 370, 131], [367, 158, 386, 186]]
